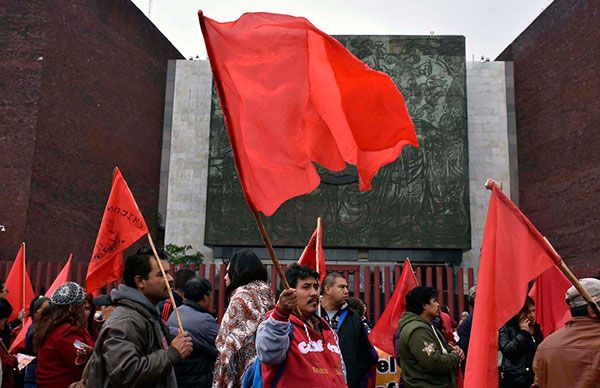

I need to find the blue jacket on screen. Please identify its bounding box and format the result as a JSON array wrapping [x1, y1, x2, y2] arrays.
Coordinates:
[[168, 299, 218, 388]]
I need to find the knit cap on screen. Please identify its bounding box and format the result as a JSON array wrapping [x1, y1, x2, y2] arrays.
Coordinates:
[[50, 282, 86, 306]]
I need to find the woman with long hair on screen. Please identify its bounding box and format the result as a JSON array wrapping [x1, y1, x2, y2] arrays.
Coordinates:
[[498, 296, 543, 388], [23, 296, 50, 388], [34, 282, 94, 388], [212, 250, 274, 388], [84, 293, 98, 340]]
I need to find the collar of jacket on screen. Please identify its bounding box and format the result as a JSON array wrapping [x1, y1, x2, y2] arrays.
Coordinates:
[[111, 284, 160, 320], [182, 298, 214, 316]]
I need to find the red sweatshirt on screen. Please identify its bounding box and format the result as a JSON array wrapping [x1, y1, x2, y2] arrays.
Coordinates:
[[257, 308, 347, 387], [36, 322, 94, 387]]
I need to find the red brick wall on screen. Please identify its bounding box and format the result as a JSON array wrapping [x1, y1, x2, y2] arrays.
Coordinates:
[[497, 0, 600, 273], [0, 0, 183, 264]]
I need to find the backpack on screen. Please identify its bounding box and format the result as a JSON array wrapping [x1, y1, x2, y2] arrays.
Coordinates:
[[242, 322, 294, 388]]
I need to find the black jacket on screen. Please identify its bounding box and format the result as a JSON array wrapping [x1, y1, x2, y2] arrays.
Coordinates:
[[321, 305, 374, 388], [498, 323, 543, 386]]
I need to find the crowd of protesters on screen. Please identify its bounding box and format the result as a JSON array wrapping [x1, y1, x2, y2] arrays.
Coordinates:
[[0, 246, 598, 388]]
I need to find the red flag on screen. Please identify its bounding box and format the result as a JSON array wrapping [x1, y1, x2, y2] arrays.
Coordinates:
[[5, 243, 35, 321], [199, 12, 418, 216], [86, 168, 148, 293], [464, 182, 561, 388], [368, 259, 418, 355], [10, 254, 73, 352], [528, 264, 571, 338], [298, 221, 325, 281]]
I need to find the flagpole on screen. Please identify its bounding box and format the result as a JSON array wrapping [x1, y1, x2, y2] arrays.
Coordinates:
[[22, 242, 26, 315], [252, 212, 290, 289], [146, 233, 184, 332], [316, 217, 322, 317], [485, 179, 600, 317]]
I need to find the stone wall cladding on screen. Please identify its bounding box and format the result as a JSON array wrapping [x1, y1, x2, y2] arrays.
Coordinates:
[[496, 0, 600, 273]]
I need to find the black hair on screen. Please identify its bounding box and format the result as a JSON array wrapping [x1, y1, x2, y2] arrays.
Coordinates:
[[570, 304, 590, 317], [507, 296, 535, 327], [347, 296, 365, 316], [29, 296, 49, 319], [441, 305, 450, 314], [184, 278, 212, 302], [285, 263, 319, 288], [405, 286, 438, 315], [0, 297, 13, 320], [174, 269, 197, 291], [123, 245, 167, 288], [225, 250, 268, 295]]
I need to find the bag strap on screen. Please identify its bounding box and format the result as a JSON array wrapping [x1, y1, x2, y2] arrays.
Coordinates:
[[336, 309, 349, 333]]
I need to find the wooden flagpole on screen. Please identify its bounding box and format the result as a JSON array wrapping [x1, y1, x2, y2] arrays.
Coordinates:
[[146, 233, 184, 332], [22, 242, 26, 314], [485, 179, 600, 317], [316, 217, 322, 317], [252, 212, 290, 289]]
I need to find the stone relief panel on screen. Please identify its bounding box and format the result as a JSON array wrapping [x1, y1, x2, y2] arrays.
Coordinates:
[[205, 35, 470, 250]]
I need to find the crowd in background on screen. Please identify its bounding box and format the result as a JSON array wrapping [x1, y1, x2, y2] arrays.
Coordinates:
[[0, 246, 598, 388]]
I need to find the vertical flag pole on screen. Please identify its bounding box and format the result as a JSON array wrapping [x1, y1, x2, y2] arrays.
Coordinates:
[[316, 217, 322, 317], [252, 212, 290, 289], [146, 233, 184, 332], [22, 242, 26, 315]]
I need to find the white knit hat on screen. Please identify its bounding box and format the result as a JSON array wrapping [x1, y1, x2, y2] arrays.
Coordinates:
[[50, 282, 86, 306]]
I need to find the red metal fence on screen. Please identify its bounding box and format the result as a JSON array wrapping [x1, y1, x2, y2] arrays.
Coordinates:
[[1, 260, 598, 322]]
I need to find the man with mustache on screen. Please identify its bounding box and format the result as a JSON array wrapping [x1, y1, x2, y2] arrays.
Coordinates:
[[255, 264, 347, 386], [320, 272, 375, 388], [85, 246, 193, 387]]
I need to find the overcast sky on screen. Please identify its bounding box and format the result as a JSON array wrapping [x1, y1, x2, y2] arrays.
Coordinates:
[[131, 0, 554, 60]]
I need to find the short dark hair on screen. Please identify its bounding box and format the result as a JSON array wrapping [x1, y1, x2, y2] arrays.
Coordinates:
[[123, 245, 167, 288], [226, 250, 268, 295], [0, 297, 13, 320], [406, 286, 438, 315], [174, 269, 196, 291], [29, 296, 49, 318], [184, 278, 212, 302], [570, 304, 590, 317], [285, 263, 319, 288], [322, 272, 344, 291], [347, 296, 365, 316], [508, 296, 535, 327]]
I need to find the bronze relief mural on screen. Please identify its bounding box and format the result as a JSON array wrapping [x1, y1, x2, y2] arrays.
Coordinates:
[[205, 35, 469, 250]]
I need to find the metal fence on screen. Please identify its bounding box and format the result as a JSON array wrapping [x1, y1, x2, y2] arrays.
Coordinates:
[[1, 260, 598, 322]]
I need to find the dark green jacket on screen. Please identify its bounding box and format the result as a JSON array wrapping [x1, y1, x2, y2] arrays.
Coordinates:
[[397, 312, 460, 388]]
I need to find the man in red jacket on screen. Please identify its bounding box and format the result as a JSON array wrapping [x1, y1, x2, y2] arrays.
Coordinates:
[[256, 264, 347, 387]]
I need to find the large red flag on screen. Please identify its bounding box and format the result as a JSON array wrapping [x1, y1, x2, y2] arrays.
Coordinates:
[[86, 168, 148, 293], [464, 182, 561, 388], [368, 259, 418, 355], [10, 254, 73, 352], [199, 12, 418, 216], [298, 221, 325, 282], [5, 243, 35, 321], [528, 264, 571, 338]]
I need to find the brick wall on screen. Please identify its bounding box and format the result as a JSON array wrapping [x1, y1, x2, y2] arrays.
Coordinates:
[[496, 0, 600, 273], [0, 0, 183, 263]]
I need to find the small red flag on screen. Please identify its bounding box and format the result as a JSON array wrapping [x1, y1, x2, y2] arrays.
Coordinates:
[[298, 222, 326, 281], [5, 243, 35, 321], [10, 254, 73, 352], [368, 259, 418, 355], [86, 168, 148, 293], [528, 264, 571, 338], [199, 12, 418, 216], [464, 182, 561, 388]]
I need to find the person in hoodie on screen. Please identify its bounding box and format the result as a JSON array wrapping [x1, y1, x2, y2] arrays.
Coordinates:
[[320, 273, 373, 388], [168, 278, 218, 388], [212, 250, 274, 388], [255, 264, 347, 387], [85, 246, 193, 388], [397, 286, 464, 388]]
